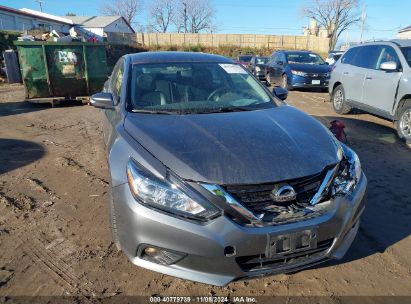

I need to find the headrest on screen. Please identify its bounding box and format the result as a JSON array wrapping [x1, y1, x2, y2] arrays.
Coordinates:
[[136, 74, 155, 92]]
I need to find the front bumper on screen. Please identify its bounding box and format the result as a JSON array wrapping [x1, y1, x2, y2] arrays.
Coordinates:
[[112, 172, 367, 286], [289, 74, 329, 88]]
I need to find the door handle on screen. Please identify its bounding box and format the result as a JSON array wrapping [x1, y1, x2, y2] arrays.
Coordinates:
[[366, 76, 372, 80], [343, 72, 349, 75]]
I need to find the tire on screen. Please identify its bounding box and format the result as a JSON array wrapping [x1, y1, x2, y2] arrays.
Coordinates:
[[281, 74, 293, 91], [108, 187, 121, 251], [332, 85, 351, 114], [266, 72, 272, 86], [395, 103, 411, 142]]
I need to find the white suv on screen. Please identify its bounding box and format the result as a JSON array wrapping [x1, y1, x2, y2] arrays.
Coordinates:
[[329, 40, 411, 142]]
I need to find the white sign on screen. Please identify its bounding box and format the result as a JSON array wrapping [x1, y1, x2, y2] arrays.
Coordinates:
[[219, 64, 248, 74]]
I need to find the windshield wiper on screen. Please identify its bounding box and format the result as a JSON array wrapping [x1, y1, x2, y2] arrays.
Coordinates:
[[131, 109, 176, 115], [197, 106, 255, 114]]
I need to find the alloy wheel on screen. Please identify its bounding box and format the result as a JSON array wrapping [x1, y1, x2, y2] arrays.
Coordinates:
[[282, 75, 287, 88], [400, 109, 411, 137], [333, 89, 344, 110]]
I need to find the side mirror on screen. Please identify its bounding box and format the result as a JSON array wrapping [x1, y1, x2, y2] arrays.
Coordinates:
[[277, 61, 284, 65], [380, 61, 398, 71], [90, 92, 114, 109], [273, 87, 288, 101]]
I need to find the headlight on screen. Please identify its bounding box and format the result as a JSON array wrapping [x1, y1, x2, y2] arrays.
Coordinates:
[[291, 70, 306, 76], [332, 144, 362, 196], [126, 159, 221, 221], [255, 66, 261, 72], [325, 72, 331, 77]]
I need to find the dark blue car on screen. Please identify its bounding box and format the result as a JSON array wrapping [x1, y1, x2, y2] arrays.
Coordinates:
[[265, 50, 331, 90]]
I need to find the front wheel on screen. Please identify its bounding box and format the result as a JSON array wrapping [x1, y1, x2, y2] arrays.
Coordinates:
[[109, 187, 121, 251], [281, 74, 293, 91], [332, 85, 351, 114], [396, 103, 411, 142]]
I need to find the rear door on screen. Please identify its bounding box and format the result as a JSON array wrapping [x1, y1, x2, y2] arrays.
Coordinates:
[[340, 46, 371, 104], [361, 45, 402, 117]]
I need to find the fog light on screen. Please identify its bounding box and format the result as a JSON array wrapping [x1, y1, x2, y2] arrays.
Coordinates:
[[140, 245, 186, 265]]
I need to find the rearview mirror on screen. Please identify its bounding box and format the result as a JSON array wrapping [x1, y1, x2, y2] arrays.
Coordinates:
[[277, 61, 284, 65], [90, 92, 114, 109], [273, 87, 288, 101], [380, 61, 398, 71]]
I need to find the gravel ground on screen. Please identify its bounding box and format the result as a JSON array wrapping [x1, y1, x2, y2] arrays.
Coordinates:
[[0, 84, 410, 300]]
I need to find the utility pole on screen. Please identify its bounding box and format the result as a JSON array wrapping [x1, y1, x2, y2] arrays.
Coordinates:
[[35, 0, 44, 12], [183, 2, 187, 33], [359, 4, 367, 43]]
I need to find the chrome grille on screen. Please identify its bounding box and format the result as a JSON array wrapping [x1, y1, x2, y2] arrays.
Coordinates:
[[305, 72, 329, 78], [224, 170, 328, 216]]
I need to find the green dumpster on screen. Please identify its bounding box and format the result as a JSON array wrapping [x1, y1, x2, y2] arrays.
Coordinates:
[[14, 41, 108, 104]]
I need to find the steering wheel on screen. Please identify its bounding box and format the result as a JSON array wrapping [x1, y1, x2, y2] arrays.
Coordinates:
[[207, 87, 231, 101]]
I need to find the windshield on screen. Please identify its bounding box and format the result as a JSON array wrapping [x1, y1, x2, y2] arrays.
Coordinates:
[[400, 47, 411, 67], [286, 52, 326, 65], [256, 57, 269, 64], [239, 55, 253, 62], [129, 62, 276, 114]]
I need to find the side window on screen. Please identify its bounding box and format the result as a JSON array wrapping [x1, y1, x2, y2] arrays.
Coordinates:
[[353, 45, 382, 69], [341, 47, 359, 65], [278, 53, 286, 63], [110, 59, 124, 104], [269, 53, 277, 64], [376, 46, 401, 70]]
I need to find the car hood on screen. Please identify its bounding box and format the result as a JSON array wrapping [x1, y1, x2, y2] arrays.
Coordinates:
[[288, 63, 331, 73], [124, 106, 340, 185]]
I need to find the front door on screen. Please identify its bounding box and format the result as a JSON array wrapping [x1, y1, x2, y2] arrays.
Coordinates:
[[362, 45, 402, 117]]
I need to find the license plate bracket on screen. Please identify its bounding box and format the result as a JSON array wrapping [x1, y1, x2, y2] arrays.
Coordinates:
[[266, 229, 318, 258]]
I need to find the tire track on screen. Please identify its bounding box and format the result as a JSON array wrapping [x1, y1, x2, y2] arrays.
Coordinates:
[[20, 234, 96, 302]]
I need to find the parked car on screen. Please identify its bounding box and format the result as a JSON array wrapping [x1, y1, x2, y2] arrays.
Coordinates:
[[247, 55, 269, 80], [237, 54, 253, 67], [326, 50, 344, 65], [329, 40, 411, 142], [265, 50, 332, 90], [90, 51, 366, 286]]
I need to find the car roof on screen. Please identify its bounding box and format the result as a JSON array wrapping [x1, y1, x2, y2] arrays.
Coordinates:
[[350, 39, 411, 48], [126, 51, 234, 64], [391, 39, 411, 47], [283, 50, 314, 54]]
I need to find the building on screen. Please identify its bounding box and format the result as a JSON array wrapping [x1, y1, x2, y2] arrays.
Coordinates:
[[398, 25, 411, 39], [66, 16, 134, 39], [0, 5, 72, 33], [302, 18, 329, 38]]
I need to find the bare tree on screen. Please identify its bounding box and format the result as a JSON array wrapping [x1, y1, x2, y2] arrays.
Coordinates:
[[303, 0, 361, 50], [148, 0, 177, 33], [174, 0, 215, 33], [101, 0, 141, 27]]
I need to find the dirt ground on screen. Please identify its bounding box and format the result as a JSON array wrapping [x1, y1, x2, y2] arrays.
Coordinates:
[[0, 84, 410, 300]]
